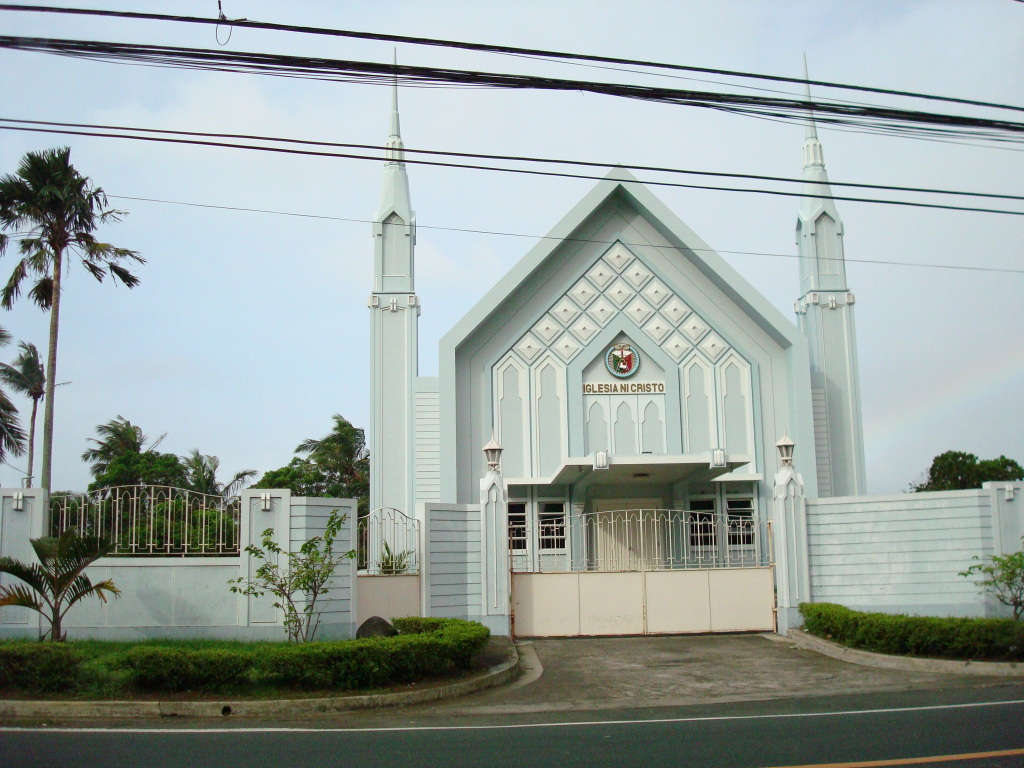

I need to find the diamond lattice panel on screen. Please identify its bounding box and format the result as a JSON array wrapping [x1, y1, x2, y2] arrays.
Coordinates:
[[532, 314, 563, 344], [680, 315, 709, 343], [623, 260, 653, 289], [586, 296, 617, 327], [699, 332, 729, 361], [586, 261, 616, 289], [603, 244, 634, 272], [552, 333, 582, 362], [625, 297, 654, 326], [641, 278, 671, 308], [551, 297, 582, 327], [605, 277, 636, 308], [514, 333, 545, 363], [661, 296, 691, 326], [569, 278, 600, 308], [571, 316, 600, 343], [662, 332, 692, 361], [643, 315, 673, 343]]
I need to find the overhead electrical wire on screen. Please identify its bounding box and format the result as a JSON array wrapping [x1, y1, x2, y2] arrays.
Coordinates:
[[4, 121, 1023, 217], [108, 193, 1024, 276], [1, 36, 1023, 148], [3, 118, 1021, 204], [0, 3, 1020, 115]]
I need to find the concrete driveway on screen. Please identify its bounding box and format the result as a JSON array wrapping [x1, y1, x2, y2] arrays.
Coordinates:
[[431, 633, 1020, 715]]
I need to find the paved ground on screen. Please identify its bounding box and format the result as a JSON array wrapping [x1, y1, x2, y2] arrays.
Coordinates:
[[422, 633, 1022, 715]]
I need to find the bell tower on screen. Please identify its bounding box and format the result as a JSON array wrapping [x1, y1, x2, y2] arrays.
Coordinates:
[[369, 72, 419, 515], [794, 60, 867, 497]]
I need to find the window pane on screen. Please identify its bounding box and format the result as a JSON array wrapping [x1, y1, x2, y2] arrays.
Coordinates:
[[538, 502, 566, 550], [508, 502, 527, 552]]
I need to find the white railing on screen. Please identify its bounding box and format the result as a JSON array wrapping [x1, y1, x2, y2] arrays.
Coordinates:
[[360, 507, 420, 575], [512, 507, 764, 573], [49, 485, 242, 556]]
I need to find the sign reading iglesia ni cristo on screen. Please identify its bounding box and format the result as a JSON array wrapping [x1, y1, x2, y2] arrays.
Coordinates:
[[583, 381, 665, 394]]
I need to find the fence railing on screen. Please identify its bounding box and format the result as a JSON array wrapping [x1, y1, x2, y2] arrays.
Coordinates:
[[49, 485, 242, 556], [511, 508, 764, 573], [360, 507, 420, 575]]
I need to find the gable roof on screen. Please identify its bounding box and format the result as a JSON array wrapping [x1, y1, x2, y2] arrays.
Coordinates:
[[440, 168, 802, 357]]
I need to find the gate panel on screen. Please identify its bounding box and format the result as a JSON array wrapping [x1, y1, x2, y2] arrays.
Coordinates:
[[644, 570, 712, 633], [708, 567, 775, 631], [512, 572, 580, 636], [578, 572, 644, 635]]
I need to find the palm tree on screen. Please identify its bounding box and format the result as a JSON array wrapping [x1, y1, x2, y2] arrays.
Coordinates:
[[0, 147, 143, 491], [0, 324, 26, 466], [82, 415, 152, 479], [181, 449, 256, 499], [295, 414, 369, 509], [0, 527, 119, 641], [0, 341, 44, 484]]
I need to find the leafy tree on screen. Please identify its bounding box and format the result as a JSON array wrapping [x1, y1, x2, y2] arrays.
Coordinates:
[[0, 527, 120, 640], [82, 415, 155, 479], [87, 450, 187, 492], [961, 540, 1024, 621], [0, 325, 26, 465], [912, 451, 1024, 492], [180, 448, 256, 499], [228, 509, 354, 642], [0, 341, 43, 483], [254, 415, 369, 512], [0, 147, 143, 491]]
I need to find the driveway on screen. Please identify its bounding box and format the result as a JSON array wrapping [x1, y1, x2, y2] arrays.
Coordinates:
[[429, 633, 1020, 715]]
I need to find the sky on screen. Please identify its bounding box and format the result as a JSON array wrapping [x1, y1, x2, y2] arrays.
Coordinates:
[[0, 0, 1021, 495]]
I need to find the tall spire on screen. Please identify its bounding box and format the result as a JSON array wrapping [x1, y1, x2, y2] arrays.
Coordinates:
[[802, 54, 824, 169], [378, 49, 412, 220]]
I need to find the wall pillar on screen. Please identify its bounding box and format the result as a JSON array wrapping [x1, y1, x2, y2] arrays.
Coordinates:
[[480, 469, 510, 635], [0, 488, 47, 637], [772, 465, 810, 635]]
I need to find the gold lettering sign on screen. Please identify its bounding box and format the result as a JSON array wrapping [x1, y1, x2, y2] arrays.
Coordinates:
[[582, 382, 665, 394]]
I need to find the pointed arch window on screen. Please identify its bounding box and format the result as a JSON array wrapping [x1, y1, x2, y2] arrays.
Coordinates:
[[814, 213, 839, 276]]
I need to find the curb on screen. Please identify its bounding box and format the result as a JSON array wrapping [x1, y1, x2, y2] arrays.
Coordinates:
[[786, 629, 1024, 676], [0, 639, 520, 720]]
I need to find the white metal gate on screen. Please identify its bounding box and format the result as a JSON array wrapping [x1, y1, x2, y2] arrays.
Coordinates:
[[510, 507, 775, 636]]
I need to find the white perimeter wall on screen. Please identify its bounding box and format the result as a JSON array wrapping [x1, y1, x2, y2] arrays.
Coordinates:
[[805, 485, 1022, 618]]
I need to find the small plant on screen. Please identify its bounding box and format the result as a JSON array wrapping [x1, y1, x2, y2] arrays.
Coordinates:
[[229, 509, 354, 642], [961, 541, 1024, 621], [0, 527, 120, 640], [379, 540, 412, 575]]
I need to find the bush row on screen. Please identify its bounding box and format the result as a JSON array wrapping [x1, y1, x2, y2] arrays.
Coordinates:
[[800, 602, 1024, 662], [0, 618, 491, 694]]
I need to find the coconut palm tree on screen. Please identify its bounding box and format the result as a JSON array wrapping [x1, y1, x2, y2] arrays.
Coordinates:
[[181, 449, 256, 499], [0, 341, 44, 484], [0, 147, 143, 491], [81, 415, 153, 479], [0, 324, 26, 466]]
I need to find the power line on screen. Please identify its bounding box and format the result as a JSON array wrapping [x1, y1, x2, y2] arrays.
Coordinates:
[[4, 122, 1023, 217], [109, 194, 1024, 276], [1, 36, 1022, 148], [1, 3, 1020, 115], [3, 117, 1021, 203]]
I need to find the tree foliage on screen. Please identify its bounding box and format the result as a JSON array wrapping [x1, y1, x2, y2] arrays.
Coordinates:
[[0, 325, 26, 465], [0, 340, 42, 481], [961, 541, 1024, 621], [0, 147, 143, 490], [87, 450, 187, 492], [0, 527, 120, 640], [911, 450, 1023, 492], [254, 415, 369, 511], [228, 509, 354, 642]]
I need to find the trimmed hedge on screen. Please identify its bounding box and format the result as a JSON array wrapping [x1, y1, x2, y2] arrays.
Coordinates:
[[120, 647, 255, 693], [0, 642, 83, 692], [800, 602, 1024, 662]]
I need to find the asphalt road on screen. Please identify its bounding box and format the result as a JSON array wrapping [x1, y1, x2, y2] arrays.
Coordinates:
[[3, 687, 1023, 768]]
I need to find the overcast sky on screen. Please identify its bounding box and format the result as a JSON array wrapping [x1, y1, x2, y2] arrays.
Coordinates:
[[0, 0, 1021, 495]]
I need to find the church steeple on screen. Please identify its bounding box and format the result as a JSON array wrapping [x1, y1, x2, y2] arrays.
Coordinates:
[[794, 57, 866, 498], [369, 60, 419, 517]]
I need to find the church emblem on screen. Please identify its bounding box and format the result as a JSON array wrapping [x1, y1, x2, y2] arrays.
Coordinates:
[[606, 343, 640, 378]]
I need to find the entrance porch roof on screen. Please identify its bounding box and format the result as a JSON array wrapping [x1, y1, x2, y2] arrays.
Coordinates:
[[507, 453, 753, 488]]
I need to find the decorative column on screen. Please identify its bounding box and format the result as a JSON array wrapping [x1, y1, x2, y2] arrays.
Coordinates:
[[479, 437, 511, 634], [771, 434, 811, 634]]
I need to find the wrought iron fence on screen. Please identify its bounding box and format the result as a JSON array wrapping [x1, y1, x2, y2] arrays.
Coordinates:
[[49, 485, 242, 556], [360, 507, 420, 575], [510, 507, 764, 573]]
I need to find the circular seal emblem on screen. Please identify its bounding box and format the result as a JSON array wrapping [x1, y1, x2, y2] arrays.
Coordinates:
[[605, 343, 640, 378]]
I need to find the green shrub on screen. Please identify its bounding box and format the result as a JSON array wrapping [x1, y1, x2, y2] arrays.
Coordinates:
[[800, 602, 1024, 662], [0, 641, 83, 692], [120, 646, 255, 692]]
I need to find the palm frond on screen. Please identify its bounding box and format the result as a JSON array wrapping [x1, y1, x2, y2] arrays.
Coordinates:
[[0, 582, 44, 612], [27, 277, 53, 310]]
